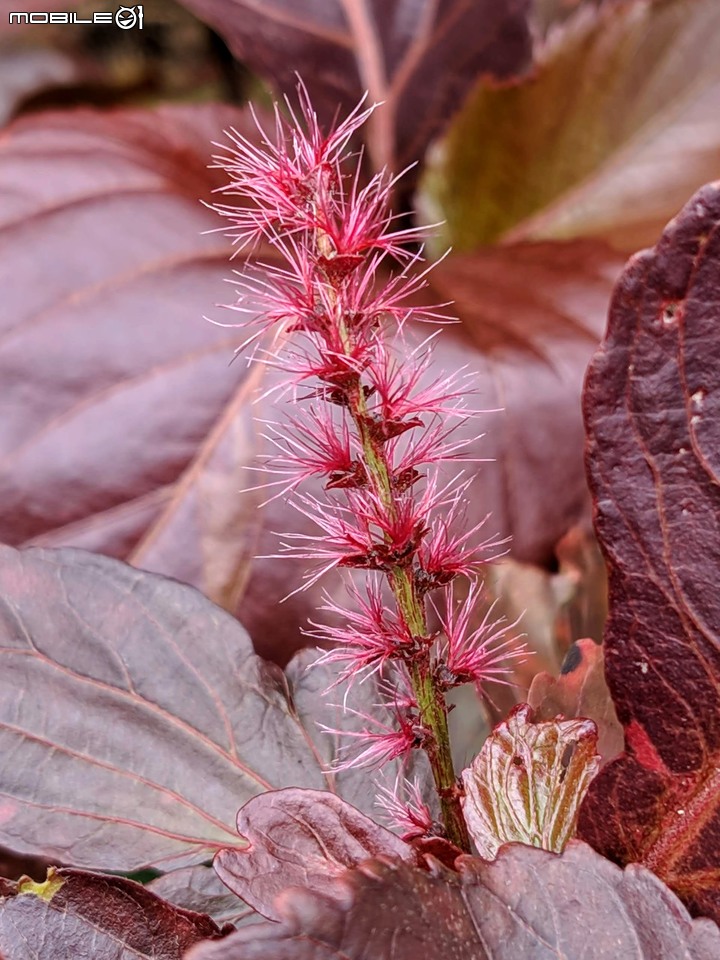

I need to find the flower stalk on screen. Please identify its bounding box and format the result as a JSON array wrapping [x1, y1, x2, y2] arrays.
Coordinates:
[[210, 83, 524, 852]]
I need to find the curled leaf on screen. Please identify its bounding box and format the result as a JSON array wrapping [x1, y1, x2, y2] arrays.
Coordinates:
[[214, 788, 422, 921], [461, 703, 600, 859]]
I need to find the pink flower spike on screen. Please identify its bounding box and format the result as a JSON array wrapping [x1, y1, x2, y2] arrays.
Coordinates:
[[435, 582, 526, 689], [375, 773, 435, 840], [319, 707, 421, 772], [209, 82, 516, 847]]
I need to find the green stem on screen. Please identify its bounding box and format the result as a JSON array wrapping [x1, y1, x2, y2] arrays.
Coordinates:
[[349, 367, 470, 852]]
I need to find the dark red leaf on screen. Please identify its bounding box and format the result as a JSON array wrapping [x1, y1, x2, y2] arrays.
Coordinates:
[[214, 789, 421, 921], [0, 546, 428, 872], [174, 0, 532, 173], [528, 637, 624, 764], [579, 181, 720, 921], [185, 842, 720, 960], [0, 867, 224, 959]]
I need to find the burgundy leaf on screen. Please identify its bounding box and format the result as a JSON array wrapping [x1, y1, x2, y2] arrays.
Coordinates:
[[0, 867, 224, 959], [528, 637, 624, 764], [185, 842, 720, 960], [175, 0, 532, 173], [579, 181, 720, 921], [214, 789, 421, 921], [0, 546, 425, 872]]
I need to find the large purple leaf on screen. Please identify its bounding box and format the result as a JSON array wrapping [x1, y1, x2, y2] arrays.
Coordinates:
[[579, 181, 720, 921], [0, 545, 425, 871], [175, 0, 532, 173], [186, 841, 720, 960], [214, 789, 421, 921], [0, 867, 225, 959]]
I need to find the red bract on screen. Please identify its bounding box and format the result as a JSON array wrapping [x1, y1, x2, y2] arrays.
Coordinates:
[[367, 336, 486, 421], [315, 167, 427, 261], [255, 408, 361, 499], [418, 493, 506, 589], [212, 81, 525, 850]]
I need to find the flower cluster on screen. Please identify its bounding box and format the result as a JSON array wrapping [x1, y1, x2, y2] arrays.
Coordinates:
[[211, 83, 525, 850]]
